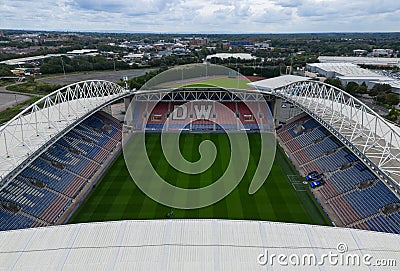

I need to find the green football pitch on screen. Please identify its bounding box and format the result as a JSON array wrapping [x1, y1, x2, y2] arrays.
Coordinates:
[[68, 133, 331, 226]]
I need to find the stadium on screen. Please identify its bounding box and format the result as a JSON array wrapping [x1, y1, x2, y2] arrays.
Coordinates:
[[0, 64, 399, 269]]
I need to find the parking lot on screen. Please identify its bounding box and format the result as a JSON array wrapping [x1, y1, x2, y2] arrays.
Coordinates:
[[0, 91, 31, 111]]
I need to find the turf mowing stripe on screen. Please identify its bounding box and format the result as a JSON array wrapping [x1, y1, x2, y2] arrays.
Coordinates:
[[248, 134, 276, 221], [272, 148, 313, 224], [244, 133, 264, 220], [85, 168, 125, 221], [233, 134, 262, 220], [138, 133, 171, 219], [69, 133, 332, 227], [210, 133, 230, 220], [149, 133, 176, 219]]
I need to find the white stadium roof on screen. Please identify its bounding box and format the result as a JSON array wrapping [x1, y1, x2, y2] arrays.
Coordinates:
[[0, 219, 399, 271], [248, 75, 311, 91], [0, 76, 399, 270], [0, 81, 128, 185], [0, 98, 112, 180]]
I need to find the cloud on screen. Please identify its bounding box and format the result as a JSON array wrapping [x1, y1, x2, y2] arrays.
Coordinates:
[[274, 0, 400, 18], [72, 0, 173, 16], [273, 0, 302, 8], [0, 0, 399, 32]]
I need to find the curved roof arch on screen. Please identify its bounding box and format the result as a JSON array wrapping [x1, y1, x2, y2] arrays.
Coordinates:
[[0, 80, 129, 186], [250, 76, 400, 188], [1, 74, 399, 192], [131, 74, 399, 188], [131, 87, 268, 103]]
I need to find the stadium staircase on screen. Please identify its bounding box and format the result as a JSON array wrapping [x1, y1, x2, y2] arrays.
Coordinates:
[[20, 210, 48, 226]]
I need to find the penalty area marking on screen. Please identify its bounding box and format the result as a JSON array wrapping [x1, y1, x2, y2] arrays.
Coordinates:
[[287, 175, 307, 192]]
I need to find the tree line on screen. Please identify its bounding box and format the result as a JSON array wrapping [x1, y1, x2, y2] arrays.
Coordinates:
[[39, 55, 130, 74]]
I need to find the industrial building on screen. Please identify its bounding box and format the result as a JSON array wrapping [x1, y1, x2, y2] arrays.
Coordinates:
[[306, 62, 400, 92], [318, 56, 400, 67]]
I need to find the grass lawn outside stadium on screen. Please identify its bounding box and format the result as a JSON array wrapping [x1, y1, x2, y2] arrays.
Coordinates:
[[68, 133, 331, 226]]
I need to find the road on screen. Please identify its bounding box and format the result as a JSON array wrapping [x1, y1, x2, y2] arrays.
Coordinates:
[[0, 82, 34, 112], [0, 92, 32, 112], [36, 69, 154, 86]]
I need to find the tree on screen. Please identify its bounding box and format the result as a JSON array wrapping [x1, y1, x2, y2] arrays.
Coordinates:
[[127, 68, 165, 90], [385, 109, 400, 123], [324, 78, 343, 90], [0, 66, 12, 76], [356, 83, 368, 94], [369, 88, 378, 96], [376, 93, 387, 103], [370, 83, 392, 96], [386, 93, 399, 106], [345, 81, 359, 95]]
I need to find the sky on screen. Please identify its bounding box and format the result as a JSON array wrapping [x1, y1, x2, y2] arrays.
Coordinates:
[[0, 0, 399, 33]]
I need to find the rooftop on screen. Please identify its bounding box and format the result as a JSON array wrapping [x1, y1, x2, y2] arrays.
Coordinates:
[[318, 56, 400, 66], [0, 81, 127, 185], [0, 54, 64, 65], [0, 219, 398, 270], [307, 62, 384, 77], [206, 53, 255, 60], [248, 75, 310, 91]]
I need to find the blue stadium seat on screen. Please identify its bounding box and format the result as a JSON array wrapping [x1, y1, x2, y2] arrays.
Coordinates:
[[0, 209, 34, 231], [0, 112, 122, 231], [278, 115, 400, 234]]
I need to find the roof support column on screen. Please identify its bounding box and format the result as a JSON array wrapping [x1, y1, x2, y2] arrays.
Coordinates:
[[4, 133, 9, 158]]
